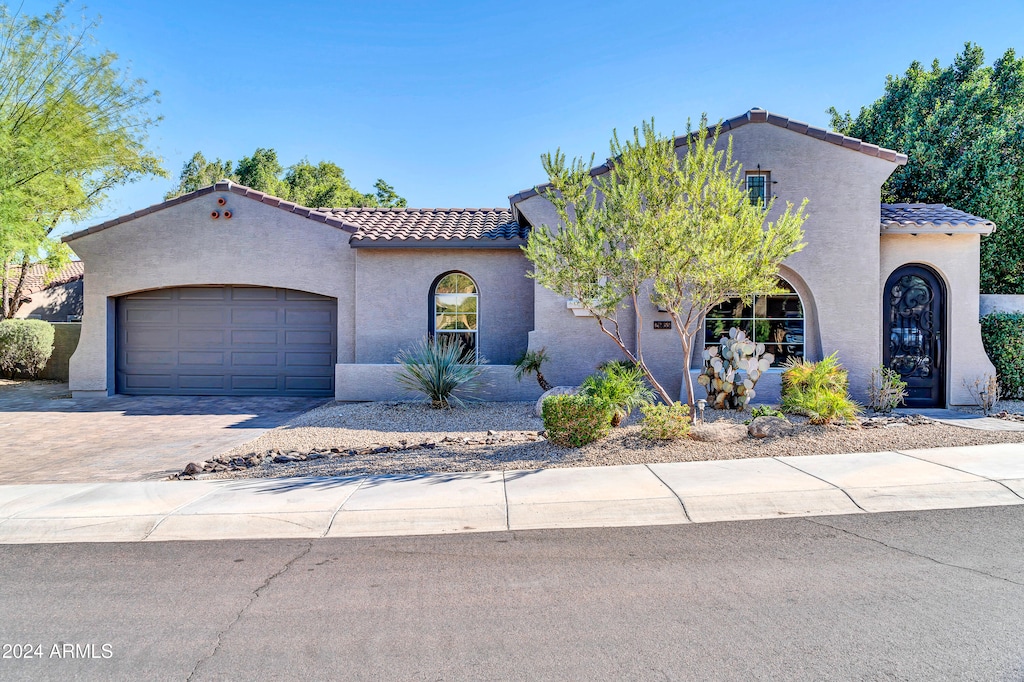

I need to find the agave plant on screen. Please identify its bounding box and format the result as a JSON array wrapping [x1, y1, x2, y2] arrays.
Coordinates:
[[394, 336, 486, 408], [513, 347, 553, 391]]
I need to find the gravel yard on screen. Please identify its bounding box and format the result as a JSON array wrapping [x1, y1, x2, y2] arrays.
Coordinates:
[[194, 399, 1024, 480]]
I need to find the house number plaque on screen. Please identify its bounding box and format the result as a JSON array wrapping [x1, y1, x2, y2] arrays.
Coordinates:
[[653, 321, 672, 330]]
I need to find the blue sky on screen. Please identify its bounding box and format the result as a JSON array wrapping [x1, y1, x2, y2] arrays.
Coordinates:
[[20, 0, 1024, 231]]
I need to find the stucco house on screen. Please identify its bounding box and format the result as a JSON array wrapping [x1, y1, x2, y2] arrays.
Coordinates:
[[63, 108, 997, 408]]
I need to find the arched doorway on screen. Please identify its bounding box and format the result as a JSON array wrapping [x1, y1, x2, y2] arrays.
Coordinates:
[[883, 265, 946, 407]]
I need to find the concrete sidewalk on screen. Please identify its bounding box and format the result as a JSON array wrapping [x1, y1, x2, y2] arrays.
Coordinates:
[[1, 443, 1023, 544]]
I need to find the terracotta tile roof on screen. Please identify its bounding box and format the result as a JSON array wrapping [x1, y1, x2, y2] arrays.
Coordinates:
[[328, 207, 528, 247], [8, 260, 84, 294], [509, 107, 909, 205], [62, 181, 359, 243], [880, 203, 996, 234]]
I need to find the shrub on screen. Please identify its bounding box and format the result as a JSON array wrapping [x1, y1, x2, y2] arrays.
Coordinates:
[[394, 336, 486, 408], [744, 404, 786, 424], [580, 362, 654, 426], [981, 313, 1024, 399], [780, 352, 861, 425], [867, 365, 908, 413], [640, 402, 691, 440], [963, 373, 1001, 415], [541, 394, 614, 447], [513, 348, 553, 391], [0, 319, 55, 378]]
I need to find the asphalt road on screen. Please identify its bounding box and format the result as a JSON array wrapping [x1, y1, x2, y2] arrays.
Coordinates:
[[2, 507, 1024, 681]]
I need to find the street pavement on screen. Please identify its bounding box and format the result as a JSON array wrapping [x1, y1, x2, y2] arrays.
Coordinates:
[[1, 443, 1023, 544], [1, 505, 1023, 681]]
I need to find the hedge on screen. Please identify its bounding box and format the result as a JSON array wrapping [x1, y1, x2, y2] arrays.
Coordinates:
[[981, 313, 1024, 399], [0, 319, 55, 378], [541, 394, 614, 448]]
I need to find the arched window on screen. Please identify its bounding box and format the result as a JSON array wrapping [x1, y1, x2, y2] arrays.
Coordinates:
[[431, 272, 478, 361], [704, 278, 804, 367]]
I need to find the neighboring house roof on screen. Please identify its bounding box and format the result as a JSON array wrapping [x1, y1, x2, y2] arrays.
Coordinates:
[[62, 180, 360, 243], [880, 204, 997, 235], [329, 207, 527, 248], [8, 260, 85, 295], [509, 107, 910, 205]]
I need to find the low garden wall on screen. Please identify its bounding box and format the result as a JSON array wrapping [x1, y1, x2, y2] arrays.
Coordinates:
[[980, 294, 1024, 316], [335, 364, 544, 402], [980, 295, 1024, 400], [40, 322, 82, 382]]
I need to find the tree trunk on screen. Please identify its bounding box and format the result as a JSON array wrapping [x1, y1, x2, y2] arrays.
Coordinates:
[[5, 255, 31, 319], [1, 260, 9, 319], [535, 371, 553, 392]]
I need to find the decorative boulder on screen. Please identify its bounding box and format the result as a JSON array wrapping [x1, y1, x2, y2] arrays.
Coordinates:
[[535, 386, 579, 417], [689, 422, 748, 443], [747, 416, 795, 439]]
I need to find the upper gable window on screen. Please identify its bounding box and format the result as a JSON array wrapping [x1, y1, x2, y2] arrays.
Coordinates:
[[431, 272, 478, 362], [746, 171, 770, 206]]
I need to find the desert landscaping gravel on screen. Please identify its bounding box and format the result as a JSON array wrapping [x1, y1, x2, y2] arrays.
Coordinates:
[[196, 399, 1024, 480]]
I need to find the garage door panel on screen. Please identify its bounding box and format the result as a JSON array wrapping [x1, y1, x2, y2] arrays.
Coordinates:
[[231, 330, 279, 344], [286, 309, 333, 326], [285, 352, 333, 367], [178, 307, 226, 325], [285, 330, 333, 346], [286, 376, 332, 392], [178, 287, 228, 300], [178, 351, 225, 366], [122, 373, 173, 390], [117, 286, 335, 396], [231, 351, 279, 368], [178, 375, 227, 390], [231, 308, 279, 325], [126, 351, 174, 365], [124, 308, 176, 325], [179, 329, 225, 346], [231, 375, 279, 391]]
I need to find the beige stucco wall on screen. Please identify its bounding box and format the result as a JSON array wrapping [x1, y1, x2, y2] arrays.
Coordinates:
[[66, 191, 356, 397], [880, 233, 995, 405], [15, 280, 83, 322], [351, 248, 533, 366], [515, 121, 898, 403]]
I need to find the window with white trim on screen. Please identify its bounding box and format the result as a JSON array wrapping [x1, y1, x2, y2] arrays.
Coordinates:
[[704, 278, 804, 367], [431, 272, 478, 361]]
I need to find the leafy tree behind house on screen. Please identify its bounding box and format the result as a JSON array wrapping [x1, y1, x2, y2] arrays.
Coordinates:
[[829, 43, 1024, 294], [524, 118, 807, 411], [0, 3, 164, 318], [165, 149, 408, 209]]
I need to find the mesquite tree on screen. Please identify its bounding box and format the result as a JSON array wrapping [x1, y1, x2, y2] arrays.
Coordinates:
[[524, 117, 807, 412]]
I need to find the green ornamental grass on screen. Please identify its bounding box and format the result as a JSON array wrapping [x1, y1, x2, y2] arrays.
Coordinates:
[[780, 352, 861, 424], [394, 336, 485, 408]]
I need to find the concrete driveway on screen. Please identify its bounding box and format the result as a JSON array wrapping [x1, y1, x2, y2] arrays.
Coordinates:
[[0, 382, 326, 484]]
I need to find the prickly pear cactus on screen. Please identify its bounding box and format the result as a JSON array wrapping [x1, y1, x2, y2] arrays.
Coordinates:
[[696, 328, 774, 410]]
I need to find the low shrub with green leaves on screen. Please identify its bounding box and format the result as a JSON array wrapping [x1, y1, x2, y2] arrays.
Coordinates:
[[981, 313, 1024, 399], [744, 404, 786, 424], [639, 402, 691, 440], [0, 319, 55, 378], [868, 365, 908, 413], [541, 394, 614, 447], [580, 362, 654, 426], [780, 352, 861, 425], [394, 336, 485, 408]]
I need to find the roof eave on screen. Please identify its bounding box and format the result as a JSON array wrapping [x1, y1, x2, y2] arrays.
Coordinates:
[[880, 224, 996, 236], [349, 238, 527, 250]]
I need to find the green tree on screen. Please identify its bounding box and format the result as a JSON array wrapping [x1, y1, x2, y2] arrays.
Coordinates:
[[163, 152, 235, 200], [284, 159, 374, 208], [0, 3, 164, 317], [524, 118, 807, 410], [165, 148, 408, 209], [829, 43, 1024, 294]]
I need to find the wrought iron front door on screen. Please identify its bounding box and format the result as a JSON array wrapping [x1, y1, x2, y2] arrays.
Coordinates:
[[883, 265, 945, 407]]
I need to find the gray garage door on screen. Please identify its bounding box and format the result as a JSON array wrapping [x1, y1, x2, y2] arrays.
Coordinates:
[[116, 286, 336, 396]]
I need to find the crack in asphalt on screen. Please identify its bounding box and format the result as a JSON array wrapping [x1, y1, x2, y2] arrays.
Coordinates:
[[186, 541, 314, 681], [803, 517, 1024, 588]]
